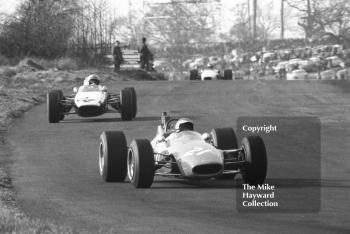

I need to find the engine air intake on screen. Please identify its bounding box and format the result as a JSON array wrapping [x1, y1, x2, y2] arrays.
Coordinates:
[[77, 105, 103, 117], [193, 164, 222, 175]]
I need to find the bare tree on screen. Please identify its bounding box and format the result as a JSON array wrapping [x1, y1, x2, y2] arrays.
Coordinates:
[[280, 0, 285, 39], [257, 2, 279, 41], [253, 0, 258, 40], [229, 3, 252, 42], [285, 0, 320, 41]]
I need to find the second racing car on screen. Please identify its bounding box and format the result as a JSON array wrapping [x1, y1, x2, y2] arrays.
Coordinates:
[[98, 112, 267, 188], [47, 74, 137, 123]]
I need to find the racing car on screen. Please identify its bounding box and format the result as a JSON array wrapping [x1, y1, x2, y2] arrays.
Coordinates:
[[98, 112, 267, 188], [190, 67, 233, 80], [47, 74, 137, 123]]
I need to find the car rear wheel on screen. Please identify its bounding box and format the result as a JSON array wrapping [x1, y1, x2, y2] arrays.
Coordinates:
[[211, 128, 238, 179], [241, 136, 267, 186], [127, 139, 155, 188], [47, 90, 63, 123], [190, 69, 199, 80], [120, 88, 135, 121], [99, 131, 128, 182], [224, 69, 233, 80]]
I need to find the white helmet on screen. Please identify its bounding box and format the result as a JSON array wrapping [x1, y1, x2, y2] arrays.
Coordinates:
[[84, 74, 101, 86], [175, 118, 194, 132]]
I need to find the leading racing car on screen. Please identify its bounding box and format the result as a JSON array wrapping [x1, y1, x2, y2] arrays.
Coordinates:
[[47, 74, 137, 123], [98, 112, 267, 188]]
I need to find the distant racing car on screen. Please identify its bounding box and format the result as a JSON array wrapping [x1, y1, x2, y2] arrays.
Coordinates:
[[98, 112, 267, 188], [47, 74, 137, 123], [190, 67, 233, 80]]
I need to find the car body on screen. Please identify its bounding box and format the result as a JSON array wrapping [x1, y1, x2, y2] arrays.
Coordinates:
[[273, 61, 289, 74], [73, 85, 108, 117], [326, 56, 344, 68], [336, 69, 349, 80], [286, 69, 308, 80], [47, 75, 137, 123], [320, 69, 336, 80], [299, 60, 318, 73], [190, 68, 233, 80], [201, 69, 221, 80], [98, 113, 268, 188]]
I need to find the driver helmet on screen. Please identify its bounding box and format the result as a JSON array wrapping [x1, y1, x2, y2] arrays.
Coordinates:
[[84, 74, 101, 86], [207, 63, 214, 69], [175, 118, 194, 132]]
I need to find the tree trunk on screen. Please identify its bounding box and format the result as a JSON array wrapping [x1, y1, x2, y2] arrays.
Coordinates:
[[280, 0, 284, 39], [253, 0, 257, 40], [306, 0, 312, 40]]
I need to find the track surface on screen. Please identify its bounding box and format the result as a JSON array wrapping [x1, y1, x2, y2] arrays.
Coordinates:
[[6, 80, 350, 233]]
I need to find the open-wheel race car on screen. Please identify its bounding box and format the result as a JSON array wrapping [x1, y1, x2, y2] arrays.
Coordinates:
[[190, 68, 233, 80], [98, 112, 267, 188], [47, 75, 137, 123]]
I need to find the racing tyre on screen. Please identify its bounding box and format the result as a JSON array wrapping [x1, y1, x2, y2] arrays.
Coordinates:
[[127, 139, 155, 188], [190, 69, 199, 80], [47, 90, 63, 123], [56, 90, 65, 121], [241, 136, 267, 186], [125, 87, 137, 118], [99, 131, 128, 182], [211, 128, 238, 150], [211, 128, 238, 179], [223, 69, 233, 80], [120, 88, 134, 121]]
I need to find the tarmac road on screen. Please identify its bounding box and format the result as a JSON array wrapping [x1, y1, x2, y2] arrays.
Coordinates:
[[5, 80, 350, 233]]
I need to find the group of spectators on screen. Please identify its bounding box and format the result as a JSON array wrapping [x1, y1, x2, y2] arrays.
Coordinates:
[[112, 37, 153, 72]]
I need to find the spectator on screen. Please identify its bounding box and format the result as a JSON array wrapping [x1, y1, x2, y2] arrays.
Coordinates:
[[112, 41, 123, 72], [140, 37, 153, 71]]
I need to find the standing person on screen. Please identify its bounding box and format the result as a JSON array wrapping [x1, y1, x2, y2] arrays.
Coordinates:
[[113, 41, 123, 72], [140, 37, 153, 71]]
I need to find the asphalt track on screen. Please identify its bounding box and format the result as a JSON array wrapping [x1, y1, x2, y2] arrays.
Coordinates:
[[5, 80, 350, 233]]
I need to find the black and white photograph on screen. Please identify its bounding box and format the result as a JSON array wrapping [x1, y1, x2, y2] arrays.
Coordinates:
[[0, 0, 349, 233]]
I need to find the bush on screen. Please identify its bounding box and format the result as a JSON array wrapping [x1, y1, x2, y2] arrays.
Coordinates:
[[0, 55, 10, 66], [56, 57, 79, 70], [2, 67, 17, 78], [18, 57, 56, 70]]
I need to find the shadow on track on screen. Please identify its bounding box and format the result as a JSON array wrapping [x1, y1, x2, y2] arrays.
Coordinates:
[[61, 116, 160, 123], [150, 178, 239, 189]]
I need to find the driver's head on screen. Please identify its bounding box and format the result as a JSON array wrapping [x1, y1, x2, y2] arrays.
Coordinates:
[[86, 74, 101, 85], [175, 118, 194, 132]]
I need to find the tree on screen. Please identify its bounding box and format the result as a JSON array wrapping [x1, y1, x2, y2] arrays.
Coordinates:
[[229, 3, 253, 42], [141, 0, 220, 68], [286, 0, 350, 44], [253, 0, 258, 40], [257, 1, 279, 41], [0, 0, 78, 57], [313, 0, 350, 43], [285, 0, 321, 41], [280, 0, 285, 39]]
